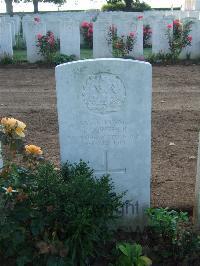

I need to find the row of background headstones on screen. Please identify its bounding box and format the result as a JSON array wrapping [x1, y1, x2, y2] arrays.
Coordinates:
[[0, 15, 21, 58], [1, 10, 200, 62]]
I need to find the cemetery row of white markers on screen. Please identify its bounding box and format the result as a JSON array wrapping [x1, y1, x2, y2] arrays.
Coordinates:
[[1, 10, 200, 62], [1, 57, 200, 229]]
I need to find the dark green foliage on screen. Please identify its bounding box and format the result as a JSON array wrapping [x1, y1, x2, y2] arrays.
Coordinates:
[[143, 25, 152, 48], [36, 31, 59, 63], [102, 2, 126, 11], [131, 0, 151, 11], [0, 161, 123, 265], [147, 52, 176, 64], [115, 243, 152, 266], [146, 208, 189, 241], [167, 20, 193, 61], [0, 55, 14, 65], [146, 208, 200, 264], [103, 0, 151, 11], [52, 53, 76, 65]]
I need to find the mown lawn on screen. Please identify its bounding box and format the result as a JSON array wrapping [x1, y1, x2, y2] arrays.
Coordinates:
[[13, 47, 152, 62], [13, 48, 93, 62]]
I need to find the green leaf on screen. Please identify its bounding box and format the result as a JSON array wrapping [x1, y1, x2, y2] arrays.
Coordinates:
[[140, 256, 152, 266], [133, 244, 143, 257], [16, 255, 30, 266], [118, 243, 129, 256]]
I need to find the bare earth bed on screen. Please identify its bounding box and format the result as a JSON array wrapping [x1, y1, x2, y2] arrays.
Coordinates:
[[0, 65, 200, 210]]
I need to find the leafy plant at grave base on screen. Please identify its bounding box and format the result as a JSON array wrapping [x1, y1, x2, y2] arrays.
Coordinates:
[[36, 31, 59, 63], [0, 116, 124, 266], [81, 21, 93, 49], [146, 208, 200, 263], [107, 24, 137, 58], [0, 54, 14, 65], [115, 242, 152, 266], [51, 53, 76, 65], [143, 25, 152, 48], [166, 19, 193, 61], [147, 52, 174, 64]]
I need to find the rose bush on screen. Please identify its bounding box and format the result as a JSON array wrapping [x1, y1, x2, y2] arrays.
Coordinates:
[[166, 19, 193, 61], [143, 25, 152, 48], [107, 25, 137, 58], [0, 116, 124, 265], [81, 21, 93, 48], [36, 31, 59, 63]]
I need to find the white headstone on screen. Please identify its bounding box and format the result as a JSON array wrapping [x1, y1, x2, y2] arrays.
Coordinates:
[[112, 14, 143, 58], [152, 17, 173, 55], [180, 19, 200, 59], [45, 17, 60, 39], [25, 19, 46, 63], [4, 18, 16, 46], [56, 59, 152, 230], [60, 20, 80, 59], [195, 0, 200, 10], [93, 17, 112, 58], [0, 22, 13, 59]]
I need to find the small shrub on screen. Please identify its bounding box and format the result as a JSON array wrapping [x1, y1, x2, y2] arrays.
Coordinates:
[[146, 208, 200, 263], [107, 25, 137, 58], [0, 54, 13, 65], [36, 31, 59, 63], [0, 117, 124, 265], [146, 208, 188, 240], [143, 25, 152, 48], [166, 19, 193, 61], [52, 53, 76, 65], [147, 52, 174, 64]]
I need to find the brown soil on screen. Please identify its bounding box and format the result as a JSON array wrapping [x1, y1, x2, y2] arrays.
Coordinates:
[[0, 65, 200, 210]]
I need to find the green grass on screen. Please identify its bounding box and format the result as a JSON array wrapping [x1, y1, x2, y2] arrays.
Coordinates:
[[144, 47, 152, 58], [13, 49, 27, 62], [13, 47, 152, 63], [80, 48, 93, 59], [13, 48, 93, 62]]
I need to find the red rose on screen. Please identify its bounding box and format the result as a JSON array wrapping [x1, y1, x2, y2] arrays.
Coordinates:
[[37, 34, 43, 40], [137, 16, 143, 20], [34, 17, 40, 23], [81, 21, 89, 28], [187, 35, 192, 42]]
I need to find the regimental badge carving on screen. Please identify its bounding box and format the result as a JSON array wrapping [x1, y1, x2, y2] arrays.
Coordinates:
[[82, 73, 126, 114]]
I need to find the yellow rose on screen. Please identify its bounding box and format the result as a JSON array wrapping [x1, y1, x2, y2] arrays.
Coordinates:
[[1, 117, 17, 128], [25, 145, 43, 155], [2, 186, 17, 194], [1, 117, 26, 137], [6, 186, 13, 193], [15, 120, 26, 137]]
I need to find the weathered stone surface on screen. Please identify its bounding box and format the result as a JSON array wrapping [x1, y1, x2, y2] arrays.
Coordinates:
[[152, 16, 173, 55], [60, 20, 80, 59], [93, 16, 112, 58], [25, 19, 46, 63], [56, 59, 152, 230], [0, 22, 13, 59]]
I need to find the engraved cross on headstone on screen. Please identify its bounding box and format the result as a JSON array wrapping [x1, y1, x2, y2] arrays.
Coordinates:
[[95, 150, 126, 175]]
